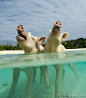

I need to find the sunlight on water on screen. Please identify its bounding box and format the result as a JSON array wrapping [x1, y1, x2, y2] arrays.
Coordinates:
[[0, 50, 86, 98]]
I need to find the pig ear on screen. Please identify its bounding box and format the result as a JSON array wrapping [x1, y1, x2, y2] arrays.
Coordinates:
[[28, 32, 32, 37], [31, 36, 35, 41], [49, 29, 51, 36], [49, 29, 51, 33], [31, 36, 37, 41], [37, 37, 46, 45], [61, 32, 68, 41]]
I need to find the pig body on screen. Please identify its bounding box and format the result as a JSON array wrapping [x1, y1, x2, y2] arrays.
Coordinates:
[[43, 21, 79, 98], [7, 25, 46, 98], [44, 30, 66, 52]]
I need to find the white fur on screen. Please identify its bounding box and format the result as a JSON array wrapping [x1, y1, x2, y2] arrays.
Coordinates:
[[43, 29, 79, 98]]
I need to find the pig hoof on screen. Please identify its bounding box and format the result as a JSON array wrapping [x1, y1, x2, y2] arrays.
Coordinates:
[[45, 82, 51, 89]]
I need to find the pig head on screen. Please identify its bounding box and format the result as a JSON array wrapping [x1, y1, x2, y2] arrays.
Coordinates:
[[16, 25, 46, 53], [44, 21, 68, 52]]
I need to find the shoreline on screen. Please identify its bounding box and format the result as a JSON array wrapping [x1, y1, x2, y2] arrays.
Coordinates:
[[0, 50, 24, 55], [0, 48, 86, 55]]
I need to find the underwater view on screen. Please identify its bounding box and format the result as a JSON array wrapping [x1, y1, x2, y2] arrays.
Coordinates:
[[0, 50, 86, 98]]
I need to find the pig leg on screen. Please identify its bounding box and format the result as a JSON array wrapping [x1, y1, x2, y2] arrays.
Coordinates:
[[7, 68, 20, 98], [33, 69, 36, 83], [61, 68, 65, 83], [42, 66, 51, 89], [40, 66, 43, 82], [68, 63, 79, 80], [33, 67, 43, 83], [22, 67, 34, 98], [54, 65, 63, 98]]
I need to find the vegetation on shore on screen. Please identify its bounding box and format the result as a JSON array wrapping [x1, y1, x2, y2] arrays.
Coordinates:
[[62, 38, 86, 49], [0, 37, 86, 50], [0, 44, 22, 50]]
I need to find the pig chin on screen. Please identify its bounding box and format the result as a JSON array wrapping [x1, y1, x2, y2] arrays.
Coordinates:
[[51, 27, 60, 36], [16, 32, 27, 42], [16, 36, 25, 42]]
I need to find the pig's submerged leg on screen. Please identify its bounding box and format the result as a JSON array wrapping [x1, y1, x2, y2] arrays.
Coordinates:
[[61, 68, 65, 83], [68, 63, 79, 80], [54, 65, 63, 98], [33, 69, 36, 83], [22, 67, 34, 98], [33, 67, 43, 83], [40, 67, 43, 82], [42, 66, 51, 89], [7, 68, 20, 98]]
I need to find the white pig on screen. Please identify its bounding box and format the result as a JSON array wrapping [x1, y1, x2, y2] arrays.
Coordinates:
[[7, 25, 46, 98], [42, 21, 79, 98]]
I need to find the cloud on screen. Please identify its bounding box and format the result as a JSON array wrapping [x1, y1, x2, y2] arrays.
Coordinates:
[[0, 38, 17, 46], [0, 0, 86, 45]]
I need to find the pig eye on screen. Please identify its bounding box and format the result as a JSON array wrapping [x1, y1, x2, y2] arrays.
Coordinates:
[[56, 22, 57, 24], [21, 27, 23, 29], [18, 26, 19, 28]]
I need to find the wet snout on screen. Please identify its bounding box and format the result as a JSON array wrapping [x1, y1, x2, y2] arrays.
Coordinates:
[[51, 21, 62, 36], [16, 25, 24, 32], [16, 25, 27, 41], [54, 21, 62, 28], [52, 21, 62, 32]]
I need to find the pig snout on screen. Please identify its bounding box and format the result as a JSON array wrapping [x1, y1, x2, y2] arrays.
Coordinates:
[[51, 21, 62, 36], [54, 21, 62, 28], [16, 25, 24, 32]]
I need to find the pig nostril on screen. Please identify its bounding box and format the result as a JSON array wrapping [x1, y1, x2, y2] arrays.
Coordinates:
[[54, 22, 57, 26]]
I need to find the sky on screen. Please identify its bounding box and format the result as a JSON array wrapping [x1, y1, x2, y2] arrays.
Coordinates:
[[0, 0, 86, 45]]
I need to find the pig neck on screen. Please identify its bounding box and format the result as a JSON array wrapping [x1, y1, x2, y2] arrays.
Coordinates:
[[51, 29, 66, 52], [45, 36, 66, 53], [29, 42, 40, 53], [24, 41, 40, 54]]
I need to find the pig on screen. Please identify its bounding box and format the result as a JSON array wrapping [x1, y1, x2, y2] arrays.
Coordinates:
[[7, 25, 46, 98], [42, 21, 79, 98], [16, 25, 45, 54]]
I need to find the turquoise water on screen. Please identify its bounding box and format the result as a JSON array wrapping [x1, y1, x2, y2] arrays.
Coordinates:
[[0, 50, 86, 98]]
